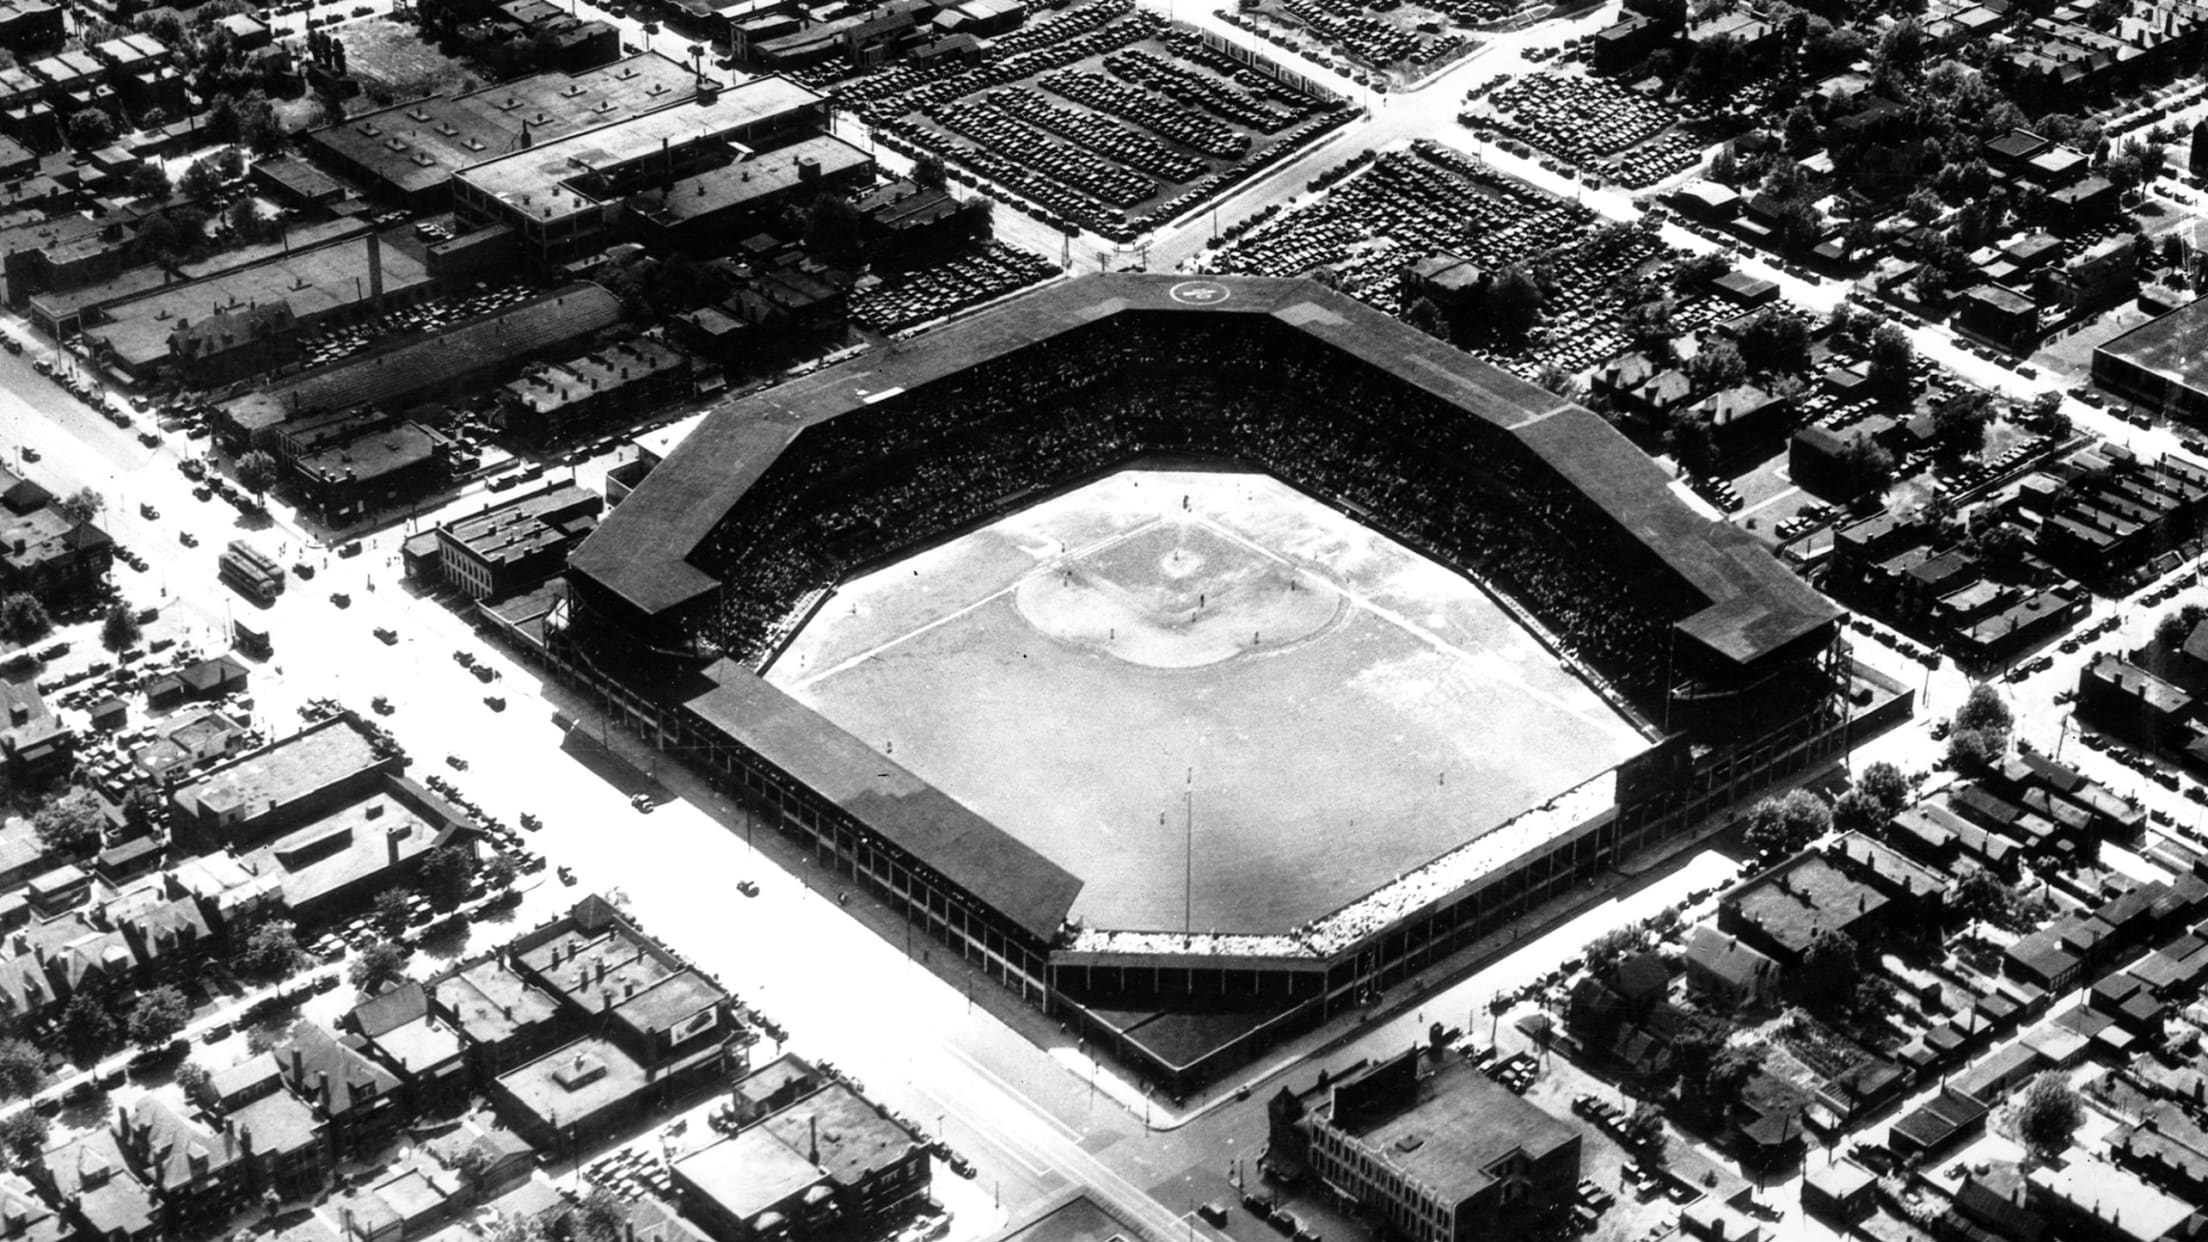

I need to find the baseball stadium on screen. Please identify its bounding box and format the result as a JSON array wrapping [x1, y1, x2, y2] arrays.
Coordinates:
[[554, 274, 1878, 1089]]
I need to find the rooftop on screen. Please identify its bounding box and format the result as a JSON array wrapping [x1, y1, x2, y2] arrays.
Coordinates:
[[1320, 1054, 1579, 1204], [171, 716, 384, 831], [306, 52, 705, 196], [494, 1037, 648, 1126], [220, 284, 622, 436], [2100, 296, 2208, 396], [1726, 850, 1888, 956], [675, 1127, 825, 1223], [758, 1084, 918, 1188]]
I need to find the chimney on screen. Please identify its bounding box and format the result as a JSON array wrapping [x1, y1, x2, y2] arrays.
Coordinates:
[[808, 1115, 818, 1164], [239, 1123, 254, 1157], [290, 1046, 304, 1085], [317, 1069, 331, 1109], [366, 232, 384, 307], [387, 825, 405, 866]]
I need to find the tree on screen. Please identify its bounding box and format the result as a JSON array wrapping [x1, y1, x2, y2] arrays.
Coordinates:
[[1621, 1100, 1666, 1153], [234, 450, 279, 498], [0, 1039, 42, 1100], [2014, 1070, 2083, 1159], [1835, 434, 1895, 497], [1485, 266, 1543, 337], [1583, 927, 1645, 976], [1831, 789, 1889, 836], [1952, 867, 2016, 928], [1948, 725, 2008, 772], [175, 1060, 212, 1101], [571, 1186, 626, 1242], [0, 594, 49, 647], [349, 940, 409, 995], [1689, 339, 1748, 389], [126, 986, 190, 1050], [1402, 295, 1450, 343], [0, 1112, 46, 1169], [480, 852, 518, 890], [1867, 322, 1915, 392], [1664, 411, 1717, 476], [1955, 682, 2014, 737], [373, 887, 413, 935], [1857, 761, 1912, 819], [33, 789, 104, 856], [99, 604, 140, 653], [65, 107, 115, 149], [1740, 312, 1812, 374], [912, 153, 947, 190], [236, 920, 303, 981], [58, 990, 115, 1063], [1744, 788, 1831, 860], [1673, 250, 1731, 292], [52, 487, 101, 524], [124, 161, 170, 201], [1934, 390, 1996, 455], [1800, 929, 1861, 1011], [418, 846, 473, 909]]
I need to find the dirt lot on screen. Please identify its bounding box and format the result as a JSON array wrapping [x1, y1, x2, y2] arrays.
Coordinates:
[[337, 19, 477, 98]]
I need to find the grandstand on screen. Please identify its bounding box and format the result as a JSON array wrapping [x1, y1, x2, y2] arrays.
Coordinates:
[[556, 274, 1854, 1089]]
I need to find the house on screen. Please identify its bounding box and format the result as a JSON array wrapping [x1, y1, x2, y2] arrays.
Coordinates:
[[275, 1021, 402, 1159], [38, 1128, 156, 1242], [116, 1097, 250, 1235], [1683, 925, 1779, 1008], [206, 1055, 327, 1197], [346, 981, 469, 1117]]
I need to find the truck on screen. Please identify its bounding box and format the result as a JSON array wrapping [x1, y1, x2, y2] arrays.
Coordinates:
[[233, 619, 271, 658]]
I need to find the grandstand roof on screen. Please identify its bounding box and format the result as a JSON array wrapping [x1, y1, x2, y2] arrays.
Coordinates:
[[572, 274, 1840, 668], [683, 662, 1083, 941]]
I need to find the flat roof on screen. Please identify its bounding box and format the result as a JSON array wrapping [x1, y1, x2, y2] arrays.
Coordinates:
[[572, 274, 1838, 666], [2099, 295, 2208, 395], [457, 77, 822, 224], [1327, 1057, 1578, 1203], [306, 53, 704, 196], [172, 716, 383, 827], [220, 284, 621, 435], [640, 134, 870, 225], [84, 228, 431, 369], [759, 1084, 916, 1188], [675, 1128, 823, 1222], [494, 1037, 648, 1125]]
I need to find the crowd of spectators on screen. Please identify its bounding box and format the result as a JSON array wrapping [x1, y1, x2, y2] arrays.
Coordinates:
[[1473, 72, 1705, 188], [849, 243, 1059, 332], [690, 317, 1703, 704]]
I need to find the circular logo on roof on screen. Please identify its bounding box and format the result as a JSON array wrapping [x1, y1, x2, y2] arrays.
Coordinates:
[[1169, 280, 1232, 306]]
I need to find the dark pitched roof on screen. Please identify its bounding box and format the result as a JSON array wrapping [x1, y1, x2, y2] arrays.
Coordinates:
[[684, 666, 1081, 941]]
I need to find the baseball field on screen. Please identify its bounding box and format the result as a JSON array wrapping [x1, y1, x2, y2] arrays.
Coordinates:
[[767, 468, 1648, 934]]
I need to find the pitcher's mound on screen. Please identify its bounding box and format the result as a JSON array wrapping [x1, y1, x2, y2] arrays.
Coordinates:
[[1014, 521, 1343, 669]]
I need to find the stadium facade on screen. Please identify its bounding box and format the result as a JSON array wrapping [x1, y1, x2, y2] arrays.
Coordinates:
[[548, 275, 1875, 1089]]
